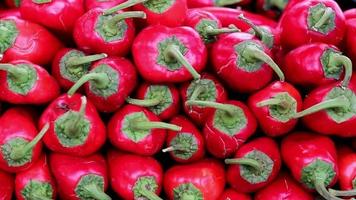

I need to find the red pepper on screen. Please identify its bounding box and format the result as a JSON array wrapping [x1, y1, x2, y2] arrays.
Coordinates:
[[0, 8, 22, 19], [279, 0, 345, 50], [126, 82, 180, 121], [67, 56, 137, 113], [283, 43, 352, 88], [85, 0, 126, 11], [211, 32, 285, 93], [282, 0, 303, 12], [74, 9, 145, 57], [0, 60, 60, 105], [108, 104, 182, 156], [247, 81, 302, 137], [39, 94, 106, 156], [49, 153, 110, 200], [218, 189, 251, 200], [5, 0, 21, 8], [108, 150, 163, 200], [52, 48, 107, 90], [185, 100, 256, 158], [255, 0, 288, 19], [225, 137, 281, 193], [180, 73, 228, 126], [164, 159, 225, 200], [162, 116, 205, 163], [0, 170, 13, 200], [345, 19, 356, 65], [187, 0, 250, 9], [255, 173, 314, 200], [19, 0, 85, 34], [344, 8, 356, 20], [0, 107, 49, 173], [333, 147, 356, 191], [15, 154, 56, 200], [132, 25, 207, 83], [0, 17, 62, 66]]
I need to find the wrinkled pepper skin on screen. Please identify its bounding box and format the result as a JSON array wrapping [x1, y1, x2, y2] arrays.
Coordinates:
[[0, 170, 13, 200], [218, 189, 251, 200]]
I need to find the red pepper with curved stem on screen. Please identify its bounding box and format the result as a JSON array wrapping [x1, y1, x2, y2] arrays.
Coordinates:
[[344, 9, 356, 20], [5, 0, 21, 8], [108, 104, 182, 156], [74, 9, 145, 57], [52, 48, 107, 90], [67, 56, 137, 113], [132, 25, 207, 83], [211, 32, 285, 93], [345, 19, 356, 65], [0, 107, 49, 173], [162, 116, 205, 163], [85, 0, 127, 11], [39, 94, 106, 156], [255, 173, 314, 200], [283, 43, 353, 88], [255, 0, 289, 19], [126, 83, 180, 121], [0, 170, 13, 200], [187, 0, 250, 9], [164, 159, 225, 200], [0, 60, 60, 105], [279, 0, 345, 50], [180, 73, 228, 126], [108, 150, 163, 200], [185, 100, 257, 158], [218, 189, 251, 200], [15, 154, 56, 200], [50, 153, 110, 200], [225, 137, 281, 193], [0, 17, 62, 66], [19, 0, 85, 34], [247, 81, 302, 137]]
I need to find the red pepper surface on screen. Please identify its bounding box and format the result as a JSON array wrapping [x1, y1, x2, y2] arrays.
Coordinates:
[[108, 150, 163, 200], [255, 0, 289, 19], [108, 104, 182, 156], [132, 25, 207, 83], [279, 0, 345, 50], [218, 189, 251, 200], [255, 173, 314, 200], [0, 170, 13, 200], [0, 60, 60, 105], [5, 0, 21, 8], [164, 159, 225, 200], [15, 154, 56, 200], [20, 0, 85, 34], [74, 9, 145, 57], [0, 107, 49, 173], [247, 81, 302, 137], [50, 153, 110, 200], [0, 17, 62, 66], [52, 48, 107, 90], [67, 56, 137, 113], [85, 0, 126, 11], [225, 137, 281, 193], [39, 94, 106, 156], [187, 0, 250, 9], [187, 100, 256, 158], [211, 32, 285, 93], [180, 73, 228, 126], [344, 9, 356, 20], [127, 83, 180, 121], [345, 19, 356, 65], [335, 147, 356, 191], [0, 8, 22, 19], [162, 116, 205, 163]]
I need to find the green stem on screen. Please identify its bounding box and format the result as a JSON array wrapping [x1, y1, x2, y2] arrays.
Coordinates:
[[224, 158, 261, 171], [10, 123, 50, 160], [188, 83, 206, 101], [32, 0, 52, 4], [216, 0, 242, 6], [131, 121, 182, 131], [328, 53, 353, 88], [238, 14, 265, 40], [83, 184, 111, 200], [162, 145, 186, 153], [293, 95, 349, 118], [67, 72, 110, 96], [329, 188, 356, 197], [103, 11, 146, 36], [257, 98, 284, 107], [185, 100, 237, 116], [181, 193, 196, 200], [164, 44, 201, 80], [30, 194, 52, 200], [66, 53, 107, 68], [314, 173, 344, 200], [269, 0, 288, 10], [0, 64, 29, 83], [138, 188, 163, 200], [103, 0, 148, 15], [313, 7, 334, 29], [126, 97, 162, 107], [243, 45, 285, 81], [63, 96, 87, 136], [204, 25, 239, 35]]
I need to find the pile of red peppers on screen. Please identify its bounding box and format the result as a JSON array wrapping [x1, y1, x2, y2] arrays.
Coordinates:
[[0, 0, 355, 199]]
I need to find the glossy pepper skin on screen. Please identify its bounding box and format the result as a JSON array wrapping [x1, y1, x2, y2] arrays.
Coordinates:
[[15, 155, 56, 200], [255, 173, 314, 200], [108, 150, 163, 200], [39, 94, 106, 156], [50, 153, 110, 200], [164, 159, 225, 200], [344, 9, 356, 20], [345, 19, 356, 65], [132, 25, 207, 83], [163, 116, 205, 163], [85, 0, 126, 11], [20, 0, 85, 34], [187, 0, 250, 9], [0, 9, 22, 19], [225, 137, 281, 193], [0, 17, 62, 66], [0, 170, 13, 200], [218, 189, 251, 200], [279, 0, 345, 50], [336, 147, 356, 190], [247, 81, 302, 137], [0, 60, 60, 105]]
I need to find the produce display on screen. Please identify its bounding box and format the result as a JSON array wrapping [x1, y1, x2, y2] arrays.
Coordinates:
[[0, 0, 355, 199]]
